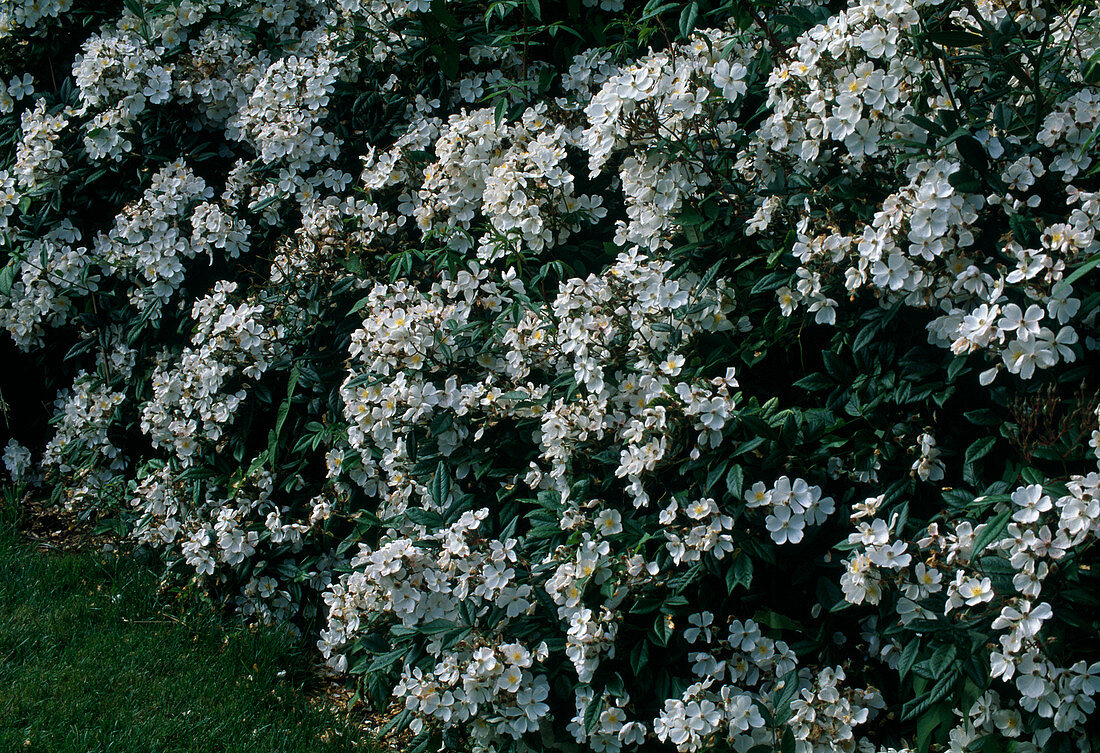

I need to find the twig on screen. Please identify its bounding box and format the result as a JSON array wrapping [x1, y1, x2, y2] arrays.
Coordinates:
[[749, 6, 787, 60]]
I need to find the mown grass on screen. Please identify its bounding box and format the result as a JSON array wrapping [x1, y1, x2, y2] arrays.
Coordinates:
[[0, 522, 376, 753]]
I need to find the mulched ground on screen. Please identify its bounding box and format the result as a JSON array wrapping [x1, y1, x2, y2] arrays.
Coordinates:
[[17, 496, 122, 554]]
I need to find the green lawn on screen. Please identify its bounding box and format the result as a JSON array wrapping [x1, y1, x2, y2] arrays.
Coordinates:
[[0, 525, 376, 753]]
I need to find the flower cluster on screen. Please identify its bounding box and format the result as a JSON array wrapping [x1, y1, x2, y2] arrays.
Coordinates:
[[39, 341, 134, 509], [0, 220, 94, 348], [227, 31, 344, 169], [582, 29, 754, 250], [409, 104, 606, 259], [2, 438, 31, 482], [745, 476, 836, 545], [322, 509, 553, 743], [0, 0, 73, 37], [140, 281, 285, 463], [744, 2, 1098, 392], [14, 99, 67, 191]]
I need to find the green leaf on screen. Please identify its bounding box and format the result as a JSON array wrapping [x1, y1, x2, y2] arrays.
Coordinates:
[[792, 372, 834, 391], [630, 639, 650, 675], [916, 703, 953, 753], [341, 255, 363, 275], [750, 271, 787, 294], [929, 643, 957, 676], [852, 321, 879, 353], [901, 666, 961, 721], [417, 619, 458, 634], [772, 669, 799, 723], [971, 507, 1012, 558], [604, 673, 626, 699], [436, 38, 459, 79], [906, 114, 947, 138], [732, 436, 767, 456], [898, 638, 920, 680], [276, 365, 299, 434], [678, 1, 698, 38], [955, 134, 988, 171], [248, 192, 286, 213], [405, 507, 444, 528], [267, 365, 300, 465], [968, 435, 1003, 463], [640, 0, 678, 21], [698, 258, 724, 289], [1009, 213, 1040, 246], [705, 459, 729, 494], [963, 436, 996, 483], [947, 354, 969, 383], [781, 725, 796, 753], [948, 167, 982, 193], [0, 260, 16, 296], [406, 732, 433, 753], [1060, 253, 1100, 289], [753, 609, 802, 632], [1020, 466, 1045, 485], [725, 464, 744, 499], [821, 351, 846, 380], [244, 451, 269, 479], [431, 461, 450, 508], [726, 554, 753, 592], [662, 595, 689, 610], [652, 614, 672, 646], [376, 709, 412, 739], [430, 0, 460, 27], [925, 30, 984, 47], [964, 409, 1001, 426], [584, 694, 601, 733], [122, 0, 145, 19]]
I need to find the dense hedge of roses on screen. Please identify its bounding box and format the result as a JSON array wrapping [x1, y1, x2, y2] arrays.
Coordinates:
[[2, 0, 1100, 752]]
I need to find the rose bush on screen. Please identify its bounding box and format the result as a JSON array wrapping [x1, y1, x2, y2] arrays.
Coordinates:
[[2, 0, 1099, 752]]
